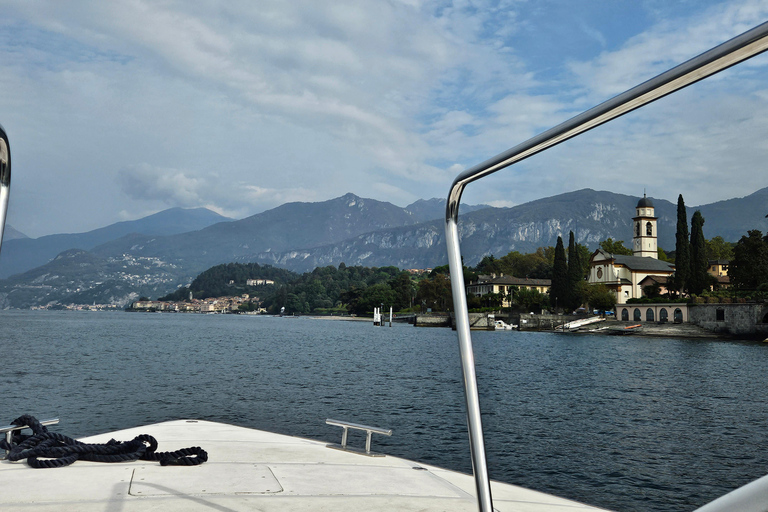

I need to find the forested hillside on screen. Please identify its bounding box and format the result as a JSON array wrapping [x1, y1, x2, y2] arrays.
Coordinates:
[[159, 263, 298, 301]]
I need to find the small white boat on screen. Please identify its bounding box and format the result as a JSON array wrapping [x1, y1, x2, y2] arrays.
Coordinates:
[[494, 319, 517, 330], [557, 317, 606, 332]]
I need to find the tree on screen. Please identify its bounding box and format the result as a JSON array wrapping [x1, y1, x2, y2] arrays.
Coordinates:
[[586, 284, 616, 314], [729, 230, 768, 290], [599, 238, 633, 256], [688, 211, 709, 295], [416, 274, 453, 312], [389, 271, 415, 310], [576, 243, 592, 278], [657, 247, 672, 262], [475, 255, 503, 276], [514, 288, 548, 312], [643, 282, 662, 298], [493, 247, 554, 279], [566, 231, 583, 311], [550, 236, 568, 312], [674, 194, 691, 294], [354, 283, 397, 316], [705, 236, 734, 261], [480, 292, 505, 308]]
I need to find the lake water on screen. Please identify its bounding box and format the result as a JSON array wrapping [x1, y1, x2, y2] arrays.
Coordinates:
[[3, 310, 768, 511]]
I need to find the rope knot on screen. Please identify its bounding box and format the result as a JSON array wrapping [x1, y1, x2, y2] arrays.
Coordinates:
[[4, 415, 208, 469]]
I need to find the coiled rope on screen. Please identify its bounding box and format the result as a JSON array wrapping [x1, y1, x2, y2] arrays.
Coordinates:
[[1, 414, 208, 468]]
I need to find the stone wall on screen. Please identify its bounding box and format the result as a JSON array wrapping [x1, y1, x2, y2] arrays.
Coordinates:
[[414, 312, 515, 329], [414, 313, 452, 327], [518, 313, 579, 331], [688, 303, 768, 337]]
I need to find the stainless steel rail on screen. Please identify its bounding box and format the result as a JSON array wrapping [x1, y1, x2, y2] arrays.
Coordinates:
[[1, 418, 59, 459], [326, 418, 392, 456], [444, 21, 768, 512], [0, 123, 11, 255]]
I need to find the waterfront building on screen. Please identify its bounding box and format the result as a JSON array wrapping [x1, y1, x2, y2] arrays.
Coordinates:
[[587, 195, 675, 304], [467, 274, 551, 308]]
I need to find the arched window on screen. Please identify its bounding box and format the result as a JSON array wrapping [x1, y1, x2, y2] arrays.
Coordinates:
[[621, 309, 629, 321], [634, 308, 642, 321], [674, 308, 683, 323], [646, 308, 654, 322], [646, 222, 653, 236], [636, 222, 641, 237], [660, 309, 668, 322]]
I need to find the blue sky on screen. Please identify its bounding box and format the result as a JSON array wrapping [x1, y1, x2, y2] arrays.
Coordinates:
[[1, 0, 768, 237]]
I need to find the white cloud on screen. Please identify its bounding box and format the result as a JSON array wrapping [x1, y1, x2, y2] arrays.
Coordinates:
[[118, 163, 317, 220], [3, 0, 768, 237], [568, 0, 768, 100]]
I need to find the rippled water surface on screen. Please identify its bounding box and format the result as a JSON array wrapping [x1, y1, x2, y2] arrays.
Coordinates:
[[3, 310, 768, 511]]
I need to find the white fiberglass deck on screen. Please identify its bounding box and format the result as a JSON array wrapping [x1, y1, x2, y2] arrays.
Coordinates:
[[1, 419, 610, 511]]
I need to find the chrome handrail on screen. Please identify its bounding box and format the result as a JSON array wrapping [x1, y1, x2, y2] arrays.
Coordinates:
[[0, 122, 11, 255], [326, 418, 392, 456], [444, 21, 768, 512]]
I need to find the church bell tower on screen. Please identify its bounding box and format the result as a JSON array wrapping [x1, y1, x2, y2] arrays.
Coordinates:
[[632, 194, 657, 259]]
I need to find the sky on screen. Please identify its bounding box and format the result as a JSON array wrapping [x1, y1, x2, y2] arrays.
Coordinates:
[[2, 0, 768, 237]]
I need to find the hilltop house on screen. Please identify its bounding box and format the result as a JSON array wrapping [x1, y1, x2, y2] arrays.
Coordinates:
[[247, 278, 275, 286], [587, 195, 675, 304]]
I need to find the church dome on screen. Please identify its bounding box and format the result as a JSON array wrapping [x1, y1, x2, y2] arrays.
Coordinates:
[[637, 195, 654, 208]]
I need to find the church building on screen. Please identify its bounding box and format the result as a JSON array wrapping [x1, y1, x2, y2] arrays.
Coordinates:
[[587, 195, 675, 304]]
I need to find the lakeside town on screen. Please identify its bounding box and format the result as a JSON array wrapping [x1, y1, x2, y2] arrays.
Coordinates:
[[23, 194, 768, 339]]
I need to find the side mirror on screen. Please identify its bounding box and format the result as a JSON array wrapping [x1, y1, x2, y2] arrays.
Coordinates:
[[0, 123, 11, 255]]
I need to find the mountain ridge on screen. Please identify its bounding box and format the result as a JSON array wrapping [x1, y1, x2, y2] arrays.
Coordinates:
[[1, 188, 766, 308], [0, 207, 231, 279]]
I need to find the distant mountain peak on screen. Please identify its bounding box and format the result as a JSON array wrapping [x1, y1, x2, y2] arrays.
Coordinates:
[[341, 193, 363, 208], [3, 225, 28, 240]]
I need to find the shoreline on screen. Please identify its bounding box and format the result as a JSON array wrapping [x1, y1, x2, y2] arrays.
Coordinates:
[[564, 320, 737, 339]]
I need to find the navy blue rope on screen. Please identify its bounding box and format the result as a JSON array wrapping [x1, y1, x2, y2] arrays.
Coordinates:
[[1, 415, 207, 468]]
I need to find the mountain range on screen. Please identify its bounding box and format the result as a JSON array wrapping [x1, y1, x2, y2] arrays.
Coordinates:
[[0, 188, 766, 308], [0, 207, 231, 279]]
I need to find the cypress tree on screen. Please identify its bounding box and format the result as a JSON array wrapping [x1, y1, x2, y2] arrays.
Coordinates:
[[730, 230, 768, 290], [551, 236, 568, 312], [689, 211, 708, 295], [566, 231, 583, 311], [674, 195, 690, 295]]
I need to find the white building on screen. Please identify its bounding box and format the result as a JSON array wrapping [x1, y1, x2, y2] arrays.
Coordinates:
[[588, 195, 675, 304]]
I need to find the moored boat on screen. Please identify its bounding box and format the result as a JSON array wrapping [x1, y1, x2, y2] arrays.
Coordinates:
[[607, 324, 643, 335]]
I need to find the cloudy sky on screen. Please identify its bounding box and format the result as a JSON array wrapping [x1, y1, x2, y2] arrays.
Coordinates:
[[2, 0, 768, 237]]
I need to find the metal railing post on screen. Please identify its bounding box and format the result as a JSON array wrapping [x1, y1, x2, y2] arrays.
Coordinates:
[[444, 21, 768, 512]]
